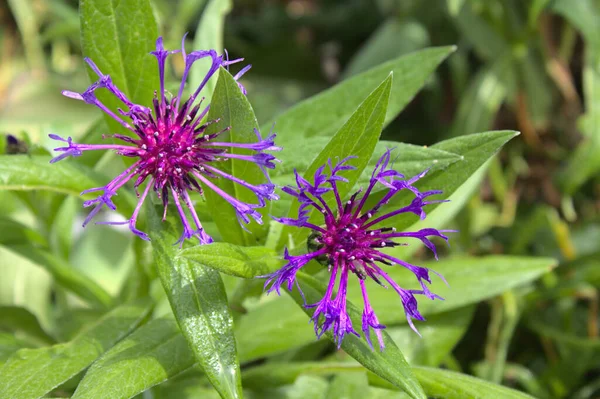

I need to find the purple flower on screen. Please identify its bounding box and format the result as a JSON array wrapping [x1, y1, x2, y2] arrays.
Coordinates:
[[263, 150, 452, 350], [50, 37, 281, 244]]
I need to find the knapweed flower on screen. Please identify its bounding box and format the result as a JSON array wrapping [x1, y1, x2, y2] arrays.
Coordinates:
[[49, 37, 280, 244], [263, 151, 451, 350]]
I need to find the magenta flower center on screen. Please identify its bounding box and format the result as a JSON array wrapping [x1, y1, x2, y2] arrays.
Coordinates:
[[323, 223, 367, 253], [309, 205, 395, 281], [119, 98, 229, 194], [264, 154, 451, 350], [49, 37, 280, 244]]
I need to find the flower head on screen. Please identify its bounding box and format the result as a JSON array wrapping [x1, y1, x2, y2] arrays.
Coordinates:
[[263, 150, 452, 350], [50, 37, 280, 244]]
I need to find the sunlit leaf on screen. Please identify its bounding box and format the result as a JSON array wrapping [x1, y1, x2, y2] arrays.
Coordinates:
[[0, 298, 152, 399], [149, 207, 243, 399]]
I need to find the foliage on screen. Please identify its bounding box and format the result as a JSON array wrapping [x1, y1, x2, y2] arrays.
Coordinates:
[[0, 0, 599, 398]]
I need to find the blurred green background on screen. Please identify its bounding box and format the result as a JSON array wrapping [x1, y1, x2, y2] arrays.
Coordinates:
[[1, 0, 599, 398]]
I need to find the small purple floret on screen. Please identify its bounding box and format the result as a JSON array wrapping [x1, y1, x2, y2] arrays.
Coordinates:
[[50, 37, 281, 244], [262, 150, 452, 350]]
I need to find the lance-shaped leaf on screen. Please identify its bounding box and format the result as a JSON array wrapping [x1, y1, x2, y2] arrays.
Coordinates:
[[72, 319, 195, 399], [0, 155, 134, 214], [0, 218, 113, 309], [0, 298, 152, 399], [273, 139, 462, 189], [277, 74, 393, 249], [179, 243, 281, 278], [80, 0, 159, 134], [362, 130, 519, 233], [149, 206, 243, 399], [204, 68, 272, 246], [0, 306, 55, 346], [370, 367, 536, 399], [264, 46, 455, 149], [345, 256, 557, 325]]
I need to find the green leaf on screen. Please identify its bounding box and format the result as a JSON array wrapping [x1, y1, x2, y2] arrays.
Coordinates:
[[53, 309, 106, 343], [153, 378, 224, 399], [0, 221, 112, 308], [0, 249, 52, 336], [204, 68, 270, 246], [179, 243, 281, 278], [119, 235, 153, 302], [49, 196, 78, 259], [273, 140, 462, 189], [326, 371, 370, 399], [279, 375, 330, 399], [0, 155, 101, 196], [354, 141, 463, 193], [0, 333, 33, 367], [73, 298, 323, 398], [428, 130, 516, 203], [277, 74, 393, 249], [270, 142, 463, 242], [0, 306, 55, 346], [68, 304, 472, 399], [0, 216, 46, 246], [242, 362, 405, 399], [0, 218, 113, 309], [290, 273, 426, 399], [265, 46, 455, 149], [80, 0, 159, 134], [345, 256, 556, 324], [386, 306, 474, 367], [69, 224, 134, 298], [366, 131, 519, 233], [149, 207, 243, 399], [411, 367, 535, 399], [369, 386, 412, 399], [404, 167, 489, 259], [235, 295, 316, 361], [72, 318, 195, 399], [391, 160, 490, 261], [0, 155, 134, 214], [242, 362, 361, 390], [0, 298, 152, 399], [248, 361, 536, 399], [191, 0, 232, 101]]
